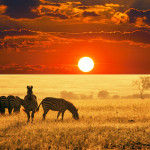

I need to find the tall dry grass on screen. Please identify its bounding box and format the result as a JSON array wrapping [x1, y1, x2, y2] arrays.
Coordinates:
[[1, 99, 150, 149]]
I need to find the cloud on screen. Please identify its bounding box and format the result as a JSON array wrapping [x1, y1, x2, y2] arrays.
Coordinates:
[[130, 0, 150, 10], [0, 63, 77, 74], [0, 0, 40, 19], [126, 8, 150, 26], [57, 30, 150, 46], [0, 41, 19, 49], [82, 11, 99, 17], [0, 29, 73, 50], [0, 29, 38, 39], [0, 64, 47, 73], [46, 12, 68, 19], [1, 29, 150, 51], [111, 12, 129, 24]]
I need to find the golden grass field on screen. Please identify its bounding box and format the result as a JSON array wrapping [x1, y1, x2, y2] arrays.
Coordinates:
[[1, 99, 150, 150]]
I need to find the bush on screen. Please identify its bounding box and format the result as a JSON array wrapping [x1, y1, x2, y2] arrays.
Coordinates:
[[97, 90, 109, 99]]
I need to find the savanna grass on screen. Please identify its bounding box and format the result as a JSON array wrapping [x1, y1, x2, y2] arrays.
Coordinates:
[[1, 99, 150, 149]]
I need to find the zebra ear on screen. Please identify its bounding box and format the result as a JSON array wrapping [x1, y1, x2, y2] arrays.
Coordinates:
[[31, 86, 33, 89], [27, 86, 29, 89]]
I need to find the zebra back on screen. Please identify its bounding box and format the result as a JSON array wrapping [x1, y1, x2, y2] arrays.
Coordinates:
[[0, 96, 8, 108], [7, 95, 16, 108], [42, 97, 69, 111]]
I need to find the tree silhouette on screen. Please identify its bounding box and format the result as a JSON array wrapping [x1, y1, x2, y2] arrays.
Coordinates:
[[133, 76, 150, 99]]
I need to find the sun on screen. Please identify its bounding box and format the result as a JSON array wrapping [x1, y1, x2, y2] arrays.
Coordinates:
[[78, 57, 94, 72]]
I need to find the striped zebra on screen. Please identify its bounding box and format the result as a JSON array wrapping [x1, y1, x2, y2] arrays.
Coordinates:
[[0, 95, 22, 115], [23, 86, 38, 123], [36, 97, 79, 120]]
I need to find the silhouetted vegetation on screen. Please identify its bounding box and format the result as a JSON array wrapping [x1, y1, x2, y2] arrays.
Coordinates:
[[60, 91, 93, 100], [133, 76, 150, 99], [112, 95, 120, 99], [60, 90, 150, 100], [97, 90, 110, 99], [60, 91, 79, 100]]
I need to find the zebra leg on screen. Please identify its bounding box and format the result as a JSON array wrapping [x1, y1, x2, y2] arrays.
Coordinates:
[[1, 107, 5, 115], [31, 111, 35, 122], [43, 109, 49, 120], [8, 107, 13, 115], [27, 111, 30, 123], [62, 111, 65, 120], [14, 106, 21, 113], [57, 111, 61, 119]]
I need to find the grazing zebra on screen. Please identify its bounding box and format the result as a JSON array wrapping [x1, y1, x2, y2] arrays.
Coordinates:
[[23, 86, 38, 123], [0, 95, 22, 115], [36, 97, 79, 120]]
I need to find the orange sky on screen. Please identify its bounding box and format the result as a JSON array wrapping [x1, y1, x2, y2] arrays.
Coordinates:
[[0, 0, 150, 74]]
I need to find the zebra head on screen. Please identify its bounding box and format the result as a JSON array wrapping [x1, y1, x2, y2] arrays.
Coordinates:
[[72, 108, 79, 120], [27, 86, 33, 95]]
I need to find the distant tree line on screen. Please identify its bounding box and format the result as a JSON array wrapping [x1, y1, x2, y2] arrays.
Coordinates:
[[60, 89, 150, 100], [60, 76, 150, 100], [60, 91, 93, 100]]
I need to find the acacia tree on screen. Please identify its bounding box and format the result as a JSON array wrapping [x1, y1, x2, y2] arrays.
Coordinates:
[[133, 76, 150, 99]]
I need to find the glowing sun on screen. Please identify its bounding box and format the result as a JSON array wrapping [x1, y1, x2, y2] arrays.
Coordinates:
[[78, 57, 94, 72]]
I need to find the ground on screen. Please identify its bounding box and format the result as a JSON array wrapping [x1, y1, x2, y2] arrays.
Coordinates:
[[1, 99, 150, 149]]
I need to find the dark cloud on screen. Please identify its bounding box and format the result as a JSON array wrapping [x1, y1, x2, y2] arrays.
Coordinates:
[[44, 0, 150, 11], [78, 6, 89, 10], [126, 8, 150, 26], [0, 29, 38, 39], [82, 11, 99, 17], [0, 63, 76, 74], [0, 0, 40, 19], [99, 30, 150, 45], [0, 64, 46, 73], [48, 0, 117, 6], [0, 41, 21, 49], [130, 0, 150, 10], [58, 30, 150, 45], [46, 12, 68, 19]]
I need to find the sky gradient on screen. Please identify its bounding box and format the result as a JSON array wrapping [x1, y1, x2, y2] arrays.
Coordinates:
[[0, 0, 150, 74]]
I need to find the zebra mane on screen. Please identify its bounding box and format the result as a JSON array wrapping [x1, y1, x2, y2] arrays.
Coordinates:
[[67, 101, 77, 113]]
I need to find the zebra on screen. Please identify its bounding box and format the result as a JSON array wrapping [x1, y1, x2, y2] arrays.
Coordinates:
[[0, 95, 22, 115], [23, 86, 38, 123], [36, 97, 79, 120]]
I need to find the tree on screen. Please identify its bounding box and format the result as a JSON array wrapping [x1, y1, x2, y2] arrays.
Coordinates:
[[133, 76, 150, 99], [97, 90, 109, 99], [60, 91, 79, 100]]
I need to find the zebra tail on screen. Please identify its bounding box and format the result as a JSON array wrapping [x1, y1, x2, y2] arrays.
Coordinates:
[[36, 101, 42, 112]]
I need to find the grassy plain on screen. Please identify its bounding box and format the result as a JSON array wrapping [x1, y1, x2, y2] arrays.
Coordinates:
[[1, 99, 150, 149]]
